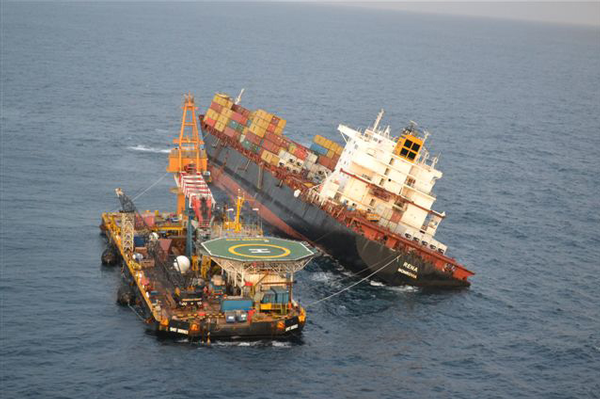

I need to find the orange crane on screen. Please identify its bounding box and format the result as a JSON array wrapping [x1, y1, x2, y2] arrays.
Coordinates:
[[167, 93, 209, 215]]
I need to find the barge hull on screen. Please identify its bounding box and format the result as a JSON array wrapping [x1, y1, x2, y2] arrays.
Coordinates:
[[204, 131, 469, 288]]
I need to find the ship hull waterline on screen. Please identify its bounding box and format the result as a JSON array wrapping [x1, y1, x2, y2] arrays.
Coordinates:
[[203, 130, 469, 289]]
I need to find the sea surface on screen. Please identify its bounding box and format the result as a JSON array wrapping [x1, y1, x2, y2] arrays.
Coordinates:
[[1, 2, 599, 398]]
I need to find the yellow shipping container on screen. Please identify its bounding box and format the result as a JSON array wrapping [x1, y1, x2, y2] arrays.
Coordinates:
[[223, 108, 233, 117], [334, 145, 343, 155], [278, 119, 287, 129], [215, 121, 226, 132], [275, 125, 284, 135], [261, 150, 280, 166], [289, 143, 297, 152], [218, 114, 229, 125], [256, 109, 272, 120], [213, 93, 231, 107], [258, 118, 270, 129], [314, 135, 326, 147], [261, 151, 271, 163], [249, 124, 266, 137], [327, 149, 334, 158]]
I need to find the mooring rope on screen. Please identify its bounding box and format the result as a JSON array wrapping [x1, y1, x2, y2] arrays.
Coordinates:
[[128, 304, 146, 321], [305, 255, 400, 308]]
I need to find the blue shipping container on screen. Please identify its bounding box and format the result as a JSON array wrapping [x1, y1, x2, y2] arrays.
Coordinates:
[[221, 298, 253, 312], [133, 236, 145, 248], [271, 287, 290, 304], [310, 143, 328, 156], [261, 291, 276, 303]]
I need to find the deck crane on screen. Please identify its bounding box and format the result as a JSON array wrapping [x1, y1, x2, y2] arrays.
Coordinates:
[[114, 188, 185, 288]]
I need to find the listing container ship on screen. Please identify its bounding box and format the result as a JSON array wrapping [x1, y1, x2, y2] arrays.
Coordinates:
[[200, 91, 474, 288]]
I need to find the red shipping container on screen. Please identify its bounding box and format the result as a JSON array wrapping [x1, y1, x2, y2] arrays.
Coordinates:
[[294, 146, 308, 160], [231, 112, 245, 125], [318, 156, 336, 170], [204, 117, 216, 128], [224, 126, 237, 138], [266, 123, 276, 134], [262, 139, 279, 154], [246, 132, 262, 145], [265, 131, 279, 145], [210, 102, 222, 113]]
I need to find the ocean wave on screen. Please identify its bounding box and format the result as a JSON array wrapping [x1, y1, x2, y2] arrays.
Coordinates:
[[128, 145, 170, 154]]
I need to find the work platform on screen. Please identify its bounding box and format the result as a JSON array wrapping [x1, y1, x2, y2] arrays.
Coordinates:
[[201, 237, 316, 263]]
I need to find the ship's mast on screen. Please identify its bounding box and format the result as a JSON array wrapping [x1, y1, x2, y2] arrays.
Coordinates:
[[372, 109, 384, 132]]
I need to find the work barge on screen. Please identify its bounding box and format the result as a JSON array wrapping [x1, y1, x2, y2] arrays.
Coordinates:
[[100, 94, 317, 341]]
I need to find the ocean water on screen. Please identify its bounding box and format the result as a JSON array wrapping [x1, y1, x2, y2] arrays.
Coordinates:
[[1, 2, 599, 398]]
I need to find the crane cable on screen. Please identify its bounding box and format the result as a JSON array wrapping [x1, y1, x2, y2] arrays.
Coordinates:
[[305, 255, 400, 308], [131, 172, 170, 201]]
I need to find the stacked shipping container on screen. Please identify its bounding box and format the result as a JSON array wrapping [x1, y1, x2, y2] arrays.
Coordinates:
[[203, 92, 343, 178], [310, 135, 342, 171]]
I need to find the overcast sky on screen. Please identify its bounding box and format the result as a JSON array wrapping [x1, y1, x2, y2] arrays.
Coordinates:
[[7, 1, 600, 28], [340, 2, 600, 27]]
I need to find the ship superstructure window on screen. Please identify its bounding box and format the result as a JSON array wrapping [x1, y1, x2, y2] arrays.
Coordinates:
[[394, 134, 423, 163]]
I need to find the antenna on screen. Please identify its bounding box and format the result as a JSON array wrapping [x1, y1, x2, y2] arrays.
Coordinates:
[[235, 88, 245, 105], [373, 109, 385, 131], [408, 120, 418, 132], [423, 130, 431, 142], [431, 153, 441, 168]]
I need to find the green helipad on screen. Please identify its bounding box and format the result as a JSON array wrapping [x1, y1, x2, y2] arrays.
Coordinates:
[[201, 237, 316, 262]]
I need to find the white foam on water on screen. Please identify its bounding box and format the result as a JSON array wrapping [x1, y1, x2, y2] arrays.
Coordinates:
[[272, 341, 292, 348], [211, 341, 261, 347], [310, 272, 335, 283], [385, 285, 419, 293], [369, 281, 385, 287], [128, 145, 170, 154]]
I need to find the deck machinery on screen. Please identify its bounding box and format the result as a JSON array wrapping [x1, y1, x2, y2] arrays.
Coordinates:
[[100, 94, 317, 341]]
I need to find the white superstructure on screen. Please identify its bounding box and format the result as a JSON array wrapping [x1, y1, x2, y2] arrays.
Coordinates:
[[318, 111, 448, 253]]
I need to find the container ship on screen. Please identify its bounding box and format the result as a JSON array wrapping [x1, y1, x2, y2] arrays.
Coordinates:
[[100, 94, 317, 341], [199, 91, 474, 288]]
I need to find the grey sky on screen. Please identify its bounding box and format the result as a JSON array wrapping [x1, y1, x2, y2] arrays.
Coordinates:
[[6, 1, 600, 27], [338, 2, 600, 27]]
